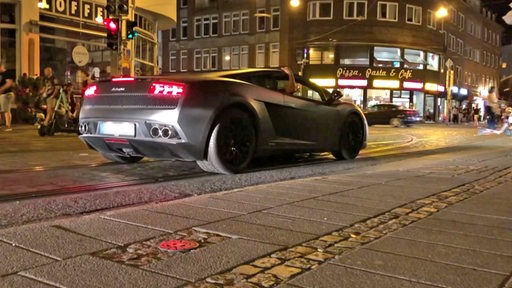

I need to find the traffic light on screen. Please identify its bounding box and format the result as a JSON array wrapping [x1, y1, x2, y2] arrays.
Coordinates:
[[126, 20, 138, 40], [105, 0, 117, 17], [118, 0, 129, 15], [103, 18, 119, 50]]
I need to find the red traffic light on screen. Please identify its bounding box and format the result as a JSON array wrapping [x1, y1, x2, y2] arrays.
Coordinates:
[[103, 18, 119, 33]]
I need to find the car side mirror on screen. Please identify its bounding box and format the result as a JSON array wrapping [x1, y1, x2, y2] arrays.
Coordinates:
[[328, 89, 342, 103]]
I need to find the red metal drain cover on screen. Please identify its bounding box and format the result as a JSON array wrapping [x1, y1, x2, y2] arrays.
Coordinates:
[[159, 239, 199, 251]]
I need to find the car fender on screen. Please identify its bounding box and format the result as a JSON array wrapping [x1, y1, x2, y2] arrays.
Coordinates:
[[334, 102, 369, 149]]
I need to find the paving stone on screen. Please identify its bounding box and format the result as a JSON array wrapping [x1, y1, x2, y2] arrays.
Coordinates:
[[0, 275, 54, 288], [292, 199, 382, 216], [284, 257, 318, 269], [317, 194, 403, 210], [235, 188, 312, 201], [56, 216, 165, 245], [266, 265, 302, 280], [265, 205, 366, 226], [0, 242, 54, 276], [367, 236, 512, 274], [334, 249, 507, 288], [181, 197, 269, 213], [252, 257, 282, 268], [288, 246, 316, 256], [339, 184, 439, 203], [386, 175, 467, 190], [248, 273, 279, 287], [392, 226, 512, 255], [232, 212, 340, 235], [271, 181, 343, 195], [430, 210, 512, 229], [212, 192, 299, 206], [21, 255, 185, 288], [148, 202, 242, 222], [288, 263, 438, 288], [196, 220, 316, 246], [411, 217, 512, 241], [231, 265, 263, 275], [304, 251, 334, 262], [144, 238, 280, 282], [448, 193, 512, 219], [0, 225, 114, 260], [102, 209, 205, 233]]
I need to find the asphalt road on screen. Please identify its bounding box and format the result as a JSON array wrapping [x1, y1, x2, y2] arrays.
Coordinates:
[[0, 123, 499, 227]]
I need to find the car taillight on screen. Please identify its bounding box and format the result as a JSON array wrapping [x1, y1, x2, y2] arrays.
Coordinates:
[[112, 77, 135, 82], [84, 85, 98, 98], [148, 81, 185, 97]]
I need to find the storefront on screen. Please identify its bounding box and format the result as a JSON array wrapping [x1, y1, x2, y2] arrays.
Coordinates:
[[303, 45, 446, 121]]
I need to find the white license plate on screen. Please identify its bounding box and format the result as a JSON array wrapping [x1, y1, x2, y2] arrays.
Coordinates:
[[99, 121, 135, 137]]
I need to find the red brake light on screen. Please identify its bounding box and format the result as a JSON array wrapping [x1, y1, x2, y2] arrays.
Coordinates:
[[84, 85, 98, 98], [112, 77, 135, 82], [148, 81, 185, 97]]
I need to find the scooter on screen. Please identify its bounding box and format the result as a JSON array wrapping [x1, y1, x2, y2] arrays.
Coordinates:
[[37, 88, 80, 136]]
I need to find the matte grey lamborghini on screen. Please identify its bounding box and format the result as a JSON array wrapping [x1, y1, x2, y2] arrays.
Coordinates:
[[79, 68, 368, 174]]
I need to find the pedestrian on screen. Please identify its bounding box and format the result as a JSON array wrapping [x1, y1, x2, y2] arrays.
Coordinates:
[[41, 67, 60, 129], [0, 62, 15, 131], [473, 104, 481, 127], [485, 86, 498, 130]]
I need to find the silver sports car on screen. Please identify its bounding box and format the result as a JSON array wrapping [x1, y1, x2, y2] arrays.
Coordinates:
[[79, 68, 368, 174]]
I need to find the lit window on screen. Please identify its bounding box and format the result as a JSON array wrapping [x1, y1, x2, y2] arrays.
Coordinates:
[[256, 44, 265, 67], [222, 47, 230, 70], [223, 13, 231, 35], [241, 11, 249, 33], [194, 49, 202, 71], [169, 51, 177, 72], [180, 18, 188, 39], [308, 1, 333, 20], [404, 49, 424, 69], [232, 12, 240, 34], [194, 17, 202, 38], [180, 50, 188, 71], [344, 0, 366, 20], [270, 43, 280, 67], [256, 8, 266, 32], [202, 16, 210, 37], [406, 5, 421, 25], [231, 47, 240, 69], [373, 46, 401, 67], [240, 46, 249, 68], [271, 7, 280, 30], [377, 2, 398, 22]]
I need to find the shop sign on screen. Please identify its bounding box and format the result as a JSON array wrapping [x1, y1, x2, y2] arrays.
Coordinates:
[[40, 0, 105, 24], [337, 67, 415, 80], [72, 45, 89, 66]]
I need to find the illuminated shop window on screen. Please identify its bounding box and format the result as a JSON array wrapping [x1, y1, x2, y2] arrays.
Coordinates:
[[308, 47, 335, 65], [339, 45, 369, 66], [373, 46, 401, 67], [404, 49, 425, 69], [426, 53, 439, 71]]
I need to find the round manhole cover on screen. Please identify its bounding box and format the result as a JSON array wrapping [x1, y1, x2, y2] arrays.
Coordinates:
[[159, 239, 199, 251]]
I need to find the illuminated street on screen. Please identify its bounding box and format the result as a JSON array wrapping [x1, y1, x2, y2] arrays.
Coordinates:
[[0, 123, 511, 287]]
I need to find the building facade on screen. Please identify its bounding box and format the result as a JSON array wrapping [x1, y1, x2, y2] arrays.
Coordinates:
[[4, 0, 173, 88], [163, 0, 502, 121]]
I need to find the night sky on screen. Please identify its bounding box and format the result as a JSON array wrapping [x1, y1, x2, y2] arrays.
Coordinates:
[[480, 0, 512, 44]]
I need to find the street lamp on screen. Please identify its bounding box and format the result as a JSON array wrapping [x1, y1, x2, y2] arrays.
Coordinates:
[[435, 6, 453, 121], [290, 0, 300, 8]]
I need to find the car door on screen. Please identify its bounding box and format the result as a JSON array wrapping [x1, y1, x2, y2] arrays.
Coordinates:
[[280, 78, 339, 148]]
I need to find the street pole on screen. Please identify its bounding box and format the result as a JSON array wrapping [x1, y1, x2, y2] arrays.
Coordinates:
[[445, 58, 454, 122]]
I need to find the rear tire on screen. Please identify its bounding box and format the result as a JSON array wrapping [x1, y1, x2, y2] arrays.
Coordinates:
[[197, 109, 256, 174], [101, 153, 144, 164], [332, 114, 364, 160]]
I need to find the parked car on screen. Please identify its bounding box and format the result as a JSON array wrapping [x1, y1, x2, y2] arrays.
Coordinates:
[[79, 68, 368, 174], [364, 103, 422, 127]]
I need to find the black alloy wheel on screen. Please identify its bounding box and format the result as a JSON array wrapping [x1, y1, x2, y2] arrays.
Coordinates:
[[332, 113, 364, 160], [200, 109, 256, 174]]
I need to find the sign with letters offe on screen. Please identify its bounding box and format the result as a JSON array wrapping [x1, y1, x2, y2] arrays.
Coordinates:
[[39, 0, 106, 24], [337, 67, 415, 80]]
